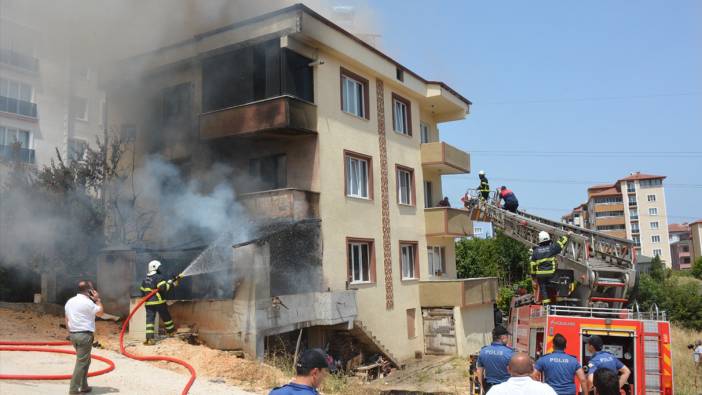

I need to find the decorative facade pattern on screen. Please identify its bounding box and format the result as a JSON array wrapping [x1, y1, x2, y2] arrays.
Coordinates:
[[375, 78, 394, 310]]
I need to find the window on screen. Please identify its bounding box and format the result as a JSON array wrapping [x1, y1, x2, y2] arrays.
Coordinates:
[[249, 154, 287, 191], [627, 181, 635, 193], [67, 138, 88, 162], [653, 249, 662, 257], [0, 126, 31, 148], [396, 67, 404, 82], [420, 122, 430, 144], [629, 210, 638, 220], [347, 239, 375, 284], [632, 236, 641, 246], [474, 227, 483, 234], [424, 181, 433, 208], [162, 83, 192, 126], [647, 194, 656, 202], [406, 308, 415, 339], [400, 242, 419, 280], [631, 223, 640, 233], [396, 165, 415, 205], [682, 257, 691, 264], [344, 151, 372, 199], [652, 235, 661, 243], [649, 207, 658, 216], [0, 77, 36, 117], [640, 179, 663, 188], [392, 93, 411, 135], [593, 196, 622, 204], [340, 68, 369, 119], [71, 96, 88, 121], [427, 246, 445, 276], [595, 211, 624, 218], [596, 224, 626, 231], [682, 246, 690, 253], [650, 221, 659, 230], [628, 195, 637, 206]]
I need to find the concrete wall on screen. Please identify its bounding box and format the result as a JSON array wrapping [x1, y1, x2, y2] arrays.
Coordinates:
[[454, 303, 493, 357]]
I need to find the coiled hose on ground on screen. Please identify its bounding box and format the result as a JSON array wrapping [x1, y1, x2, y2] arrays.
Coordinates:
[[0, 289, 196, 395]]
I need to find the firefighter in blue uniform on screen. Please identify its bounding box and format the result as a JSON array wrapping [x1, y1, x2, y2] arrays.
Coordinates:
[[586, 335, 631, 392], [534, 333, 588, 395], [476, 326, 514, 394], [529, 230, 571, 305], [269, 349, 332, 395], [140, 260, 180, 345]]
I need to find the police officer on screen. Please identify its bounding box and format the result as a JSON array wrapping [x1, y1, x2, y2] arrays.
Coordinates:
[[534, 333, 588, 395], [530, 230, 571, 305], [586, 335, 631, 391], [140, 260, 179, 345], [269, 349, 332, 395], [477, 170, 490, 201], [477, 325, 514, 394]]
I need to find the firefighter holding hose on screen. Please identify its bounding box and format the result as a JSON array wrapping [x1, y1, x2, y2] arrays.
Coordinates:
[[140, 260, 182, 345]]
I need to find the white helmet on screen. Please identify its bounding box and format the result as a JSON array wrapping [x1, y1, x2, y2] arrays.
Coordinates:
[[479, 170, 485, 176], [147, 260, 161, 275], [538, 231, 551, 244]]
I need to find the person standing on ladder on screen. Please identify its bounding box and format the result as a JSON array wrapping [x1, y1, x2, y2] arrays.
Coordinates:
[[530, 231, 571, 305], [141, 260, 179, 345], [478, 170, 490, 201]]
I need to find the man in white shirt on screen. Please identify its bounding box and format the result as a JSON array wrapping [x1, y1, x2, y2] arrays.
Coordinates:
[[486, 352, 557, 395], [694, 340, 702, 369], [64, 280, 104, 394]]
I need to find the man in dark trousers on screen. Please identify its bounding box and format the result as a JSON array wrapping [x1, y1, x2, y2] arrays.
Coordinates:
[[498, 186, 518, 213], [530, 230, 571, 305], [476, 326, 514, 394], [534, 333, 589, 395], [586, 335, 631, 392], [140, 260, 178, 345], [478, 170, 490, 201]]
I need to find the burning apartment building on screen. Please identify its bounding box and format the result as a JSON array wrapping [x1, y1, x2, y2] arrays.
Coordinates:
[[99, 4, 496, 365]]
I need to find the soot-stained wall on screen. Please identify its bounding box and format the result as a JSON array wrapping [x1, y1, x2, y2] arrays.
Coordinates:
[[267, 220, 322, 296]]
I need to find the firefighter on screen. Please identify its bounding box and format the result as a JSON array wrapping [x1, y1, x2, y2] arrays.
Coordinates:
[[477, 170, 490, 201], [530, 230, 571, 305], [534, 333, 589, 395], [498, 186, 518, 213], [140, 260, 180, 345], [586, 335, 631, 391], [476, 326, 514, 394]]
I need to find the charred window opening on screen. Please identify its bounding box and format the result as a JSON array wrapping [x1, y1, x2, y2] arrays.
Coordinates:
[[249, 154, 287, 191], [202, 39, 313, 113], [162, 82, 192, 127]]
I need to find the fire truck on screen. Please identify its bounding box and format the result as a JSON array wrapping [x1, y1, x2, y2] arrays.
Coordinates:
[[466, 192, 674, 395]]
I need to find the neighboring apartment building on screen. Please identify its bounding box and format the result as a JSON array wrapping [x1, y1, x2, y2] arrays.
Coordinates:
[[668, 223, 692, 270], [562, 203, 587, 227], [691, 220, 702, 264], [565, 172, 672, 266], [0, 14, 105, 178], [101, 5, 495, 363]]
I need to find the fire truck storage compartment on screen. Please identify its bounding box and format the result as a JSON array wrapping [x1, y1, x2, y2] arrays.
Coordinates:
[[581, 329, 635, 391]]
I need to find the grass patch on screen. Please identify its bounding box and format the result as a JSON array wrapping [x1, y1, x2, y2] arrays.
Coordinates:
[[672, 325, 702, 395]]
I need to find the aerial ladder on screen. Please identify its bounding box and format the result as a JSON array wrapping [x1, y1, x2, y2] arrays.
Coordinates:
[[463, 190, 637, 308]]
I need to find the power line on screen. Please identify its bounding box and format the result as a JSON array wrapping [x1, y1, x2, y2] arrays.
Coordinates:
[[470, 150, 702, 158], [480, 92, 702, 105], [452, 176, 702, 189]]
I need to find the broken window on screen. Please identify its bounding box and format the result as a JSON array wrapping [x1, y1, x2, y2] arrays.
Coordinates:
[[348, 240, 372, 284], [345, 152, 371, 199], [400, 242, 418, 280], [249, 154, 287, 191], [392, 93, 411, 135], [396, 166, 414, 206], [202, 40, 313, 113], [427, 246, 445, 276]]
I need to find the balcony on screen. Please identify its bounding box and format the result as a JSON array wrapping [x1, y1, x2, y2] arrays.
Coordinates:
[[0, 96, 37, 119], [238, 188, 319, 221], [419, 277, 498, 308], [0, 49, 39, 73], [0, 145, 35, 163], [200, 95, 316, 140], [425, 207, 472, 237], [421, 142, 470, 174]]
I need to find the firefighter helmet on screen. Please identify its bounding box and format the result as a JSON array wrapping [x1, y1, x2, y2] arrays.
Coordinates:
[[538, 231, 551, 244], [147, 260, 161, 275], [479, 170, 485, 176]]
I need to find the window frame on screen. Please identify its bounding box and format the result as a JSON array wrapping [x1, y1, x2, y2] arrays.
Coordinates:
[[652, 235, 661, 243], [391, 93, 412, 136], [0, 126, 32, 149], [427, 246, 446, 276], [650, 221, 659, 230], [420, 122, 430, 143], [340, 67, 370, 120], [647, 194, 656, 202], [649, 207, 658, 216], [423, 180, 433, 208], [343, 150, 373, 200], [653, 248, 662, 257], [399, 241, 419, 281], [395, 165, 416, 206], [346, 237, 376, 285]]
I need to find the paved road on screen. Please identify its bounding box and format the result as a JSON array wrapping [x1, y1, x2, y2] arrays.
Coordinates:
[[0, 346, 255, 394]]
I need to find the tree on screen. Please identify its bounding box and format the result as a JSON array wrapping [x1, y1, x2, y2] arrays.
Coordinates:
[[692, 257, 702, 280], [456, 231, 530, 284], [648, 255, 669, 282]]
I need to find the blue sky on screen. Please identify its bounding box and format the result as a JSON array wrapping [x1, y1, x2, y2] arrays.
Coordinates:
[[371, 0, 702, 223]]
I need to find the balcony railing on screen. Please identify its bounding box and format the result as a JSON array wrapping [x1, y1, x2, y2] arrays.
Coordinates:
[[425, 207, 472, 237], [421, 142, 470, 174], [419, 277, 498, 308], [0, 49, 39, 73], [200, 95, 316, 140], [0, 145, 35, 163], [238, 188, 319, 221], [0, 96, 38, 118]]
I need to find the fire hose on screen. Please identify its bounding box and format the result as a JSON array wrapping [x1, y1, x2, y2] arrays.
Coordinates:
[[0, 287, 196, 395]]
